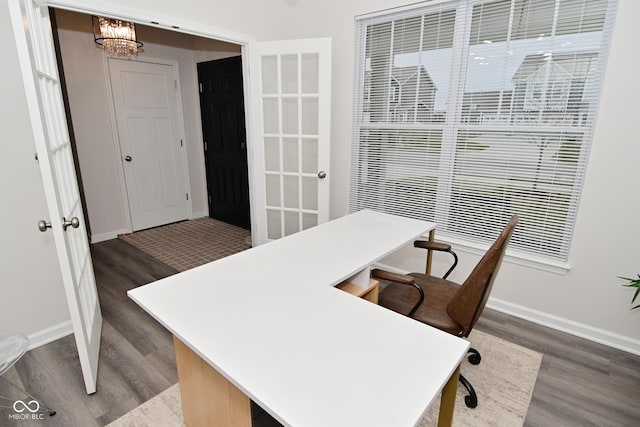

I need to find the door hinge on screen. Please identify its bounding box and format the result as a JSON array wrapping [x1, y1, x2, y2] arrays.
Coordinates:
[[199, 83, 203, 93], [174, 80, 177, 89], [34, 153, 39, 162], [204, 141, 208, 151], [186, 193, 189, 201], [180, 139, 183, 147], [208, 195, 212, 204]]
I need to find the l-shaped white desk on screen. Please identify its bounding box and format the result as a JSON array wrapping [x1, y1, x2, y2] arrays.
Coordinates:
[[128, 210, 469, 426]]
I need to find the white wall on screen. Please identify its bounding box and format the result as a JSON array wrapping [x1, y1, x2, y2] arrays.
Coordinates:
[[55, 11, 129, 240], [55, 9, 241, 241], [2, 0, 638, 353]]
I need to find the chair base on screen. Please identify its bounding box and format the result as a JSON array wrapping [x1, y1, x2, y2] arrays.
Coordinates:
[[467, 347, 481, 365], [458, 347, 481, 408], [459, 374, 478, 408]]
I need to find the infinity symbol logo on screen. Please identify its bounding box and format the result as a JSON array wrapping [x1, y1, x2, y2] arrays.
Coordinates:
[[13, 400, 40, 413]]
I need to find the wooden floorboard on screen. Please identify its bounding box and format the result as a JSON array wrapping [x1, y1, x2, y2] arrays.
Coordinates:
[[0, 239, 179, 427], [475, 311, 640, 426], [1, 238, 639, 426]]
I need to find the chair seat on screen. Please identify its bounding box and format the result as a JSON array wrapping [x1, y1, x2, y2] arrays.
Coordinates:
[[379, 273, 463, 335]]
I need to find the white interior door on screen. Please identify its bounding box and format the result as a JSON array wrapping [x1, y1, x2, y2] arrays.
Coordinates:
[[249, 38, 331, 244], [108, 58, 190, 231], [9, 0, 102, 394]]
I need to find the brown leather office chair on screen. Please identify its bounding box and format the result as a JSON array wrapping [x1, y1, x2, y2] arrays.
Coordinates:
[[372, 215, 518, 409]]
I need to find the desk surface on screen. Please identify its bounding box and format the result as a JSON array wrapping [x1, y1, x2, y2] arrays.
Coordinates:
[[129, 210, 469, 427]]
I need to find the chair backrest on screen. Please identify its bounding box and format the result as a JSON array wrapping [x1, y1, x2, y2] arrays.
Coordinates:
[[446, 215, 518, 337]]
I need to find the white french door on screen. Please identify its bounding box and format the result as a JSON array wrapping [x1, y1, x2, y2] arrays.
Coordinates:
[[249, 38, 332, 245], [107, 58, 190, 231], [8, 0, 102, 394]]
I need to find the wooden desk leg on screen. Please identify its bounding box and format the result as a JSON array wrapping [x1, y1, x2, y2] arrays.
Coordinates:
[[174, 336, 251, 427], [426, 229, 435, 275], [437, 365, 460, 427]]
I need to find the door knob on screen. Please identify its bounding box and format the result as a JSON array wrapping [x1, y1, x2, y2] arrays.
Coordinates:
[[124, 155, 132, 162], [63, 217, 80, 231], [317, 170, 327, 179], [37, 220, 52, 232]]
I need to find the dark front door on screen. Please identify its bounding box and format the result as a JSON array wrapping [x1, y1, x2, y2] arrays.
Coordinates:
[[198, 56, 250, 229]]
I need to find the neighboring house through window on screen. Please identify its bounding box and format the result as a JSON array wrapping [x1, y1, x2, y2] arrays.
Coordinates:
[[350, 0, 617, 263]]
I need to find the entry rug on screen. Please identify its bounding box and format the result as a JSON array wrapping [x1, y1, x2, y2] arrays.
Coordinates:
[[118, 217, 251, 272], [107, 330, 542, 426]]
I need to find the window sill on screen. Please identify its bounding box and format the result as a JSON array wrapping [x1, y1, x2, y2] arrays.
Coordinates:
[[424, 232, 571, 275]]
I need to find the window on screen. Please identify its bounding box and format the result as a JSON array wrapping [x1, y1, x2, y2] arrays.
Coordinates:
[[350, 0, 617, 262]]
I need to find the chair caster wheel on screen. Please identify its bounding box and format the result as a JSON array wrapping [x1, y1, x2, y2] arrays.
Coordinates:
[[464, 395, 478, 408], [468, 353, 481, 365]]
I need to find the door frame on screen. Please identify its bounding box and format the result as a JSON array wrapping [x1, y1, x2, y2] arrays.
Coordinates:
[[103, 55, 193, 232], [47, 0, 260, 243]]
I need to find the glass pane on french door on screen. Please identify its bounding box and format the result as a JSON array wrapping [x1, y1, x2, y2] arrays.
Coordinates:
[[261, 52, 322, 238]]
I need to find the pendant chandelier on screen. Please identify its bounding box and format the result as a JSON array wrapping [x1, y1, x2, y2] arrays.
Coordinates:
[[93, 16, 143, 56]]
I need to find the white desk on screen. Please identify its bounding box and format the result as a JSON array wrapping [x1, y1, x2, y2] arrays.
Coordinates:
[[128, 210, 469, 426]]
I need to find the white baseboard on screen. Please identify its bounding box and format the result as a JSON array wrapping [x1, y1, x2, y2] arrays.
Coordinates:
[[91, 228, 129, 243], [487, 298, 640, 356], [27, 320, 73, 350], [192, 211, 209, 219], [373, 261, 640, 356]]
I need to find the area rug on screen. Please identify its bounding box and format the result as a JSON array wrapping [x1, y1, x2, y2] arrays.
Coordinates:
[[118, 217, 251, 272], [107, 330, 542, 426]]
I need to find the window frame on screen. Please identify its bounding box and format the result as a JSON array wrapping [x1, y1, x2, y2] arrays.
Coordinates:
[[350, 0, 617, 269]]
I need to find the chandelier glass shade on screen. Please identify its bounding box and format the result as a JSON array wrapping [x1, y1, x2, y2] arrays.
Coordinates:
[[93, 16, 143, 56]]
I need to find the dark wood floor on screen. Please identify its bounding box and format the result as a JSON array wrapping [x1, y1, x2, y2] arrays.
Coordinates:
[[1, 239, 179, 426], [2, 238, 639, 426], [476, 312, 640, 426]]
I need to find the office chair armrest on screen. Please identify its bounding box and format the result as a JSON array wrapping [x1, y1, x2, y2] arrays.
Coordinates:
[[413, 240, 459, 279], [371, 268, 414, 284], [413, 240, 451, 251], [371, 269, 424, 318]]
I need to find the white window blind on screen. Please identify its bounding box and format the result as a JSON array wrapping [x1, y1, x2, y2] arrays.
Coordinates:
[[350, 0, 617, 262]]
